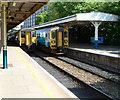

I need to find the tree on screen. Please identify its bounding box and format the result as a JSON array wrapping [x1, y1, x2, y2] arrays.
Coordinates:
[[35, 11, 47, 25], [35, 2, 120, 45]]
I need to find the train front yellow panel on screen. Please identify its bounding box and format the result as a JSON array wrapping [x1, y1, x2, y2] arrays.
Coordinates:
[[64, 38, 69, 47], [32, 37, 37, 45], [20, 38, 25, 46], [64, 28, 69, 48], [26, 32, 31, 45], [50, 29, 57, 49], [50, 39, 56, 49]]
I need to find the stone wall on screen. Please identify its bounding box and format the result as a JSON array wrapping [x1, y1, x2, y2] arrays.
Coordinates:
[[0, 28, 2, 54], [65, 48, 120, 73]]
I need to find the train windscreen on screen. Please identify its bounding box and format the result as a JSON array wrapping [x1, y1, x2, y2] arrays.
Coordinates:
[[64, 31, 68, 38], [21, 31, 25, 38], [31, 31, 36, 37], [51, 30, 56, 39]]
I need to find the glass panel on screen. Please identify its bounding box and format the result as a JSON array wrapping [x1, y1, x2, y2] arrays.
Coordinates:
[[21, 31, 25, 38], [51, 30, 56, 39], [64, 31, 68, 38], [31, 31, 36, 37]]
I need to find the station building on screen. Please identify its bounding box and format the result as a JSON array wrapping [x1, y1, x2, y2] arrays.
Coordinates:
[[23, 6, 48, 28]]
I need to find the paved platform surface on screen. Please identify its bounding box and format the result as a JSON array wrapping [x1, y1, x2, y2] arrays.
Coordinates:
[[0, 46, 77, 98], [69, 43, 120, 58], [0, 40, 1, 55]]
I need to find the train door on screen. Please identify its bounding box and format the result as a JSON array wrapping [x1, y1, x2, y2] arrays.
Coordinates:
[[26, 30, 32, 46], [20, 31, 26, 46], [57, 30, 63, 47]]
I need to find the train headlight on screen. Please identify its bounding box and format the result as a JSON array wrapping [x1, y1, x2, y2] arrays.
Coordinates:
[[51, 41, 56, 43], [32, 41, 35, 43]]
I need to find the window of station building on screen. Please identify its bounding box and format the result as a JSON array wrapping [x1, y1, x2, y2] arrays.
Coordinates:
[[51, 30, 56, 39]]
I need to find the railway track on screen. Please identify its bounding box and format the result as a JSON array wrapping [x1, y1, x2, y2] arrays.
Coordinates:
[[55, 55, 120, 84], [25, 49, 118, 100]]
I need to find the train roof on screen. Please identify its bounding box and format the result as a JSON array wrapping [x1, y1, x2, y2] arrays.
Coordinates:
[[36, 26, 64, 32], [20, 28, 35, 31]]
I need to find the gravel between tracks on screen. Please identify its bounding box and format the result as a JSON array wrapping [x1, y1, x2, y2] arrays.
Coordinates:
[[28, 52, 108, 99], [57, 56, 120, 84], [35, 51, 120, 99]]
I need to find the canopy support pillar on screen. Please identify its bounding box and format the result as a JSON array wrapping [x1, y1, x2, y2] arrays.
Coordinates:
[[91, 22, 101, 49], [2, 3, 7, 69]]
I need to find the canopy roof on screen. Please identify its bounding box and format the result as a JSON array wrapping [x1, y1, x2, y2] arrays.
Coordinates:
[[0, 1, 48, 30], [35, 12, 119, 29]]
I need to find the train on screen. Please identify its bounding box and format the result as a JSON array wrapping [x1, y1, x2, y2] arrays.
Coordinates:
[[11, 26, 69, 53], [10, 28, 37, 50], [36, 27, 69, 53]]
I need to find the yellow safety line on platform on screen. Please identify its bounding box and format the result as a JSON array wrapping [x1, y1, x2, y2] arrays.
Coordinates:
[[14, 48, 54, 98]]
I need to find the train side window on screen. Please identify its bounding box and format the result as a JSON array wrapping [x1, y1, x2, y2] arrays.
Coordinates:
[[51, 30, 56, 39], [39, 34, 41, 38], [64, 31, 68, 37], [40, 32, 43, 37], [48, 31, 50, 39]]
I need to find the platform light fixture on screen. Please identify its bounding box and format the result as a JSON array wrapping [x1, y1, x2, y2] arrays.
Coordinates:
[[12, 2, 16, 6]]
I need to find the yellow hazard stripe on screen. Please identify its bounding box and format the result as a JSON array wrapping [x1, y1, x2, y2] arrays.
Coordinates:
[[14, 48, 54, 98]]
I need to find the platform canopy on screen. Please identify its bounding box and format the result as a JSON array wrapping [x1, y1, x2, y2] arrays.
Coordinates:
[[0, 1, 48, 30], [34, 12, 119, 29]]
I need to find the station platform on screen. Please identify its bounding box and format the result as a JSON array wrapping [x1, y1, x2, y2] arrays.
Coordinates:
[[0, 46, 78, 98], [69, 43, 120, 58], [66, 43, 120, 73]]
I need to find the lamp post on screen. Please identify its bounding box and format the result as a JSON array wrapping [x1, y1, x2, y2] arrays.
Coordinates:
[[2, 3, 7, 69]]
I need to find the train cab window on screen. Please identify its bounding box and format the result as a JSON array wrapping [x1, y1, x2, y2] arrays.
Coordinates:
[[64, 31, 68, 37], [21, 31, 25, 38], [31, 31, 36, 37], [51, 30, 56, 39]]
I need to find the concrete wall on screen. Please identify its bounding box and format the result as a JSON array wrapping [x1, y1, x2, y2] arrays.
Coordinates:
[[0, 27, 2, 64], [65, 48, 120, 73], [0, 27, 2, 54]]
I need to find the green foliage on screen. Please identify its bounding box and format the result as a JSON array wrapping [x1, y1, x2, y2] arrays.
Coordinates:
[[36, 2, 119, 22], [35, 11, 47, 25], [100, 21, 120, 46], [35, 2, 120, 46], [98, 2, 120, 16]]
